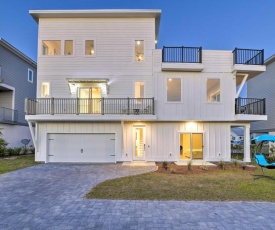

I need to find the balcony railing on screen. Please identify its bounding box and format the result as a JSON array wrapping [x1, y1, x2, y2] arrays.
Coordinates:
[[162, 46, 202, 63], [0, 107, 18, 123], [235, 98, 266, 115], [25, 98, 155, 115], [233, 48, 264, 65]]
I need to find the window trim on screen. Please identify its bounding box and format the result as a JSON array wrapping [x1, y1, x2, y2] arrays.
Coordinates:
[[133, 39, 145, 62], [206, 78, 221, 103], [84, 39, 96, 57], [134, 81, 145, 98], [63, 39, 75, 57], [166, 77, 182, 103], [41, 82, 50, 98], [28, 69, 33, 83]]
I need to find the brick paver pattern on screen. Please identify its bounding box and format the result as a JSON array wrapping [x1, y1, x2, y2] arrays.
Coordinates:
[[0, 163, 275, 230]]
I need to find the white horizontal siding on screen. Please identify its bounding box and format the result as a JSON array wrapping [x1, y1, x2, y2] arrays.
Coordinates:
[[37, 18, 155, 99]]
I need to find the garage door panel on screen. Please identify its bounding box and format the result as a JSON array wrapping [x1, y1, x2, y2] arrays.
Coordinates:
[[48, 133, 115, 163]]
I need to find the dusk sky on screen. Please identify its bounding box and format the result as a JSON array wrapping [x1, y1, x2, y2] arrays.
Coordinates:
[[1, 0, 275, 62]]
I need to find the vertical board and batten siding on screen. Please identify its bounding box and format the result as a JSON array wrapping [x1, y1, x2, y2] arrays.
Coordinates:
[[247, 60, 275, 132], [0, 45, 37, 124], [37, 18, 155, 99], [154, 50, 236, 121], [36, 122, 122, 162], [123, 121, 232, 162]]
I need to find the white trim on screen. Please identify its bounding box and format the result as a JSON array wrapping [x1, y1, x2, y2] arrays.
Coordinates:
[[41, 82, 51, 98], [83, 39, 96, 57], [236, 74, 248, 98], [133, 81, 146, 98], [28, 122, 37, 150], [132, 125, 146, 161], [133, 39, 145, 62], [63, 39, 75, 57], [39, 39, 62, 57], [206, 78, 221, 103], [28, 68, 34, 83], [0, 83, 15, 110], [178, 132, 204, 161], [166, 77, 182, 103]]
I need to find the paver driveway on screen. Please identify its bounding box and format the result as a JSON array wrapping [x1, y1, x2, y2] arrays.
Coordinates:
[[0, 163, 275, 230]]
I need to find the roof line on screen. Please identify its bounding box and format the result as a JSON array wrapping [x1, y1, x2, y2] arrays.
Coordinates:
[[264, 53, 275, 65], [0, 38, 37, 67]]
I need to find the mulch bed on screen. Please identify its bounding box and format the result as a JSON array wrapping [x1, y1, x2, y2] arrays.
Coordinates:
[[155, 163, 251, 175]]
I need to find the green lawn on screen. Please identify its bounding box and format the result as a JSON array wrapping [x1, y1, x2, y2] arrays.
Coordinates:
[[0, 155, 40, 174], [86, 167, 275, 201]]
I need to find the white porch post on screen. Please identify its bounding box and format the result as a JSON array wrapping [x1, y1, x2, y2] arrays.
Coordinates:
[[243, 124, 251, 162]]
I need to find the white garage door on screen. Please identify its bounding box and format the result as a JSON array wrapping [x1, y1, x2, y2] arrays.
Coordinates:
[[48, 133, 115, 163]]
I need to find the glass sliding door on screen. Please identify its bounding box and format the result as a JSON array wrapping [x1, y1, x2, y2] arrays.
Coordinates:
[[180, 133, 203, 160], [78, 87, 101, 114]]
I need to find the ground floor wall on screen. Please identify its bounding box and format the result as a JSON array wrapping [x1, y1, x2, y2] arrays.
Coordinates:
[[0, 123, 33, 148], [34, 121, 251, 163]]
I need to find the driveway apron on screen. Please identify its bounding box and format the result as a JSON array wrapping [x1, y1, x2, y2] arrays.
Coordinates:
[[0, 163, 275, 230]]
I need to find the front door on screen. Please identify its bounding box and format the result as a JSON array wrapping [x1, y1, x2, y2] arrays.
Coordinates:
[[78, 87, 101, 114], [180, 133, 203, 160], [133, 127, 145, 160]]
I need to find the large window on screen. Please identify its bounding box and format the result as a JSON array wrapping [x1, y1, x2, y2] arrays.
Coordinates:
[[167, 78, 181, 102], [135, 82, 145, 98], [64, 40, 73, 55], [42, 40, 61, 55], [206, 79, 220, 102], [135, 40, 144, 62], [85, 40, 95, 56], [28, 69, 33, 83], [41, 82, 50, 97]]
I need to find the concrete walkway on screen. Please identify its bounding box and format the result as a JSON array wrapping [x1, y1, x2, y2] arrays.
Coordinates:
[[0, 164, 274, 230]]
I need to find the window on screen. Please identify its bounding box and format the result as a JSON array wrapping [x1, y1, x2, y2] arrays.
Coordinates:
[[135, 40, 144, 61], [41, 82, 50, 97], [206, 79, 221, 102], [85, 40, 95, 56], [64, 40, 73, 55], [167, 78, 181, 102], [135, 82, 145, 98], [42, 40, 61, 55], [28, 69, 33, 83]]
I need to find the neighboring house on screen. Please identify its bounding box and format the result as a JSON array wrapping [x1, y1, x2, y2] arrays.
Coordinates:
[[26, 9, 266, 163], [247, 55, 275, 137], [0, 38, 37, 147], [231, 127, 244, 143]]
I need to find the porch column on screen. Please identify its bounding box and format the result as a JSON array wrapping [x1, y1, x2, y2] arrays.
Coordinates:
[[243, 124, 251, 162]]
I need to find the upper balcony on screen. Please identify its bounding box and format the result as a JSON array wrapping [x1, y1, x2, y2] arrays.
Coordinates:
[[235, 98, 267, 121], [232, 48, 266, 77], [161, 46, 204, 72], [25, 97, 156, 122]]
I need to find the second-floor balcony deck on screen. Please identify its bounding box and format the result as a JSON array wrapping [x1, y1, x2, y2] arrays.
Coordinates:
[[235, 98, 266, 120], [25, 98, 155, 120]]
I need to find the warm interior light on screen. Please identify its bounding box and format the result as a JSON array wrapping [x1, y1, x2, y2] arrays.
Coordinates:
[[155, 40, 157, 44], [169, 78, 172, 81], [137, 41, 141, 46], [91, 49, 94, 54]]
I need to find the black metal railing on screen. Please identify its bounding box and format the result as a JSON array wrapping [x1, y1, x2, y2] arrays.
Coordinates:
[[0, 106, 18, 123], [25, 98, 155, 115], [233, 48, 264, 65], [162, 46, 202, 63], [235, 98, 266, 115]]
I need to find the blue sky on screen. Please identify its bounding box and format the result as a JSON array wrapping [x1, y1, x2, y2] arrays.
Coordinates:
[[0, 0, 275, 62]]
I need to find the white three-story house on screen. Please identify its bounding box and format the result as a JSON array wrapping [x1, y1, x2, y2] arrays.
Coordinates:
[[26, 9, 267, 163]]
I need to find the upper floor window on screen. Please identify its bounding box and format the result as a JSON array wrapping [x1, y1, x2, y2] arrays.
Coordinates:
[[64, 40, 73, 55], [167, 78, 181, 102], [135, 82, 145, 98], [206, 79, 220, 102], [42, 40, 61, 55], [28, 69, 33, 83], [85, 40, 95, 56], [135, 40, 144, 62], [41, 82, 50, 97]]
